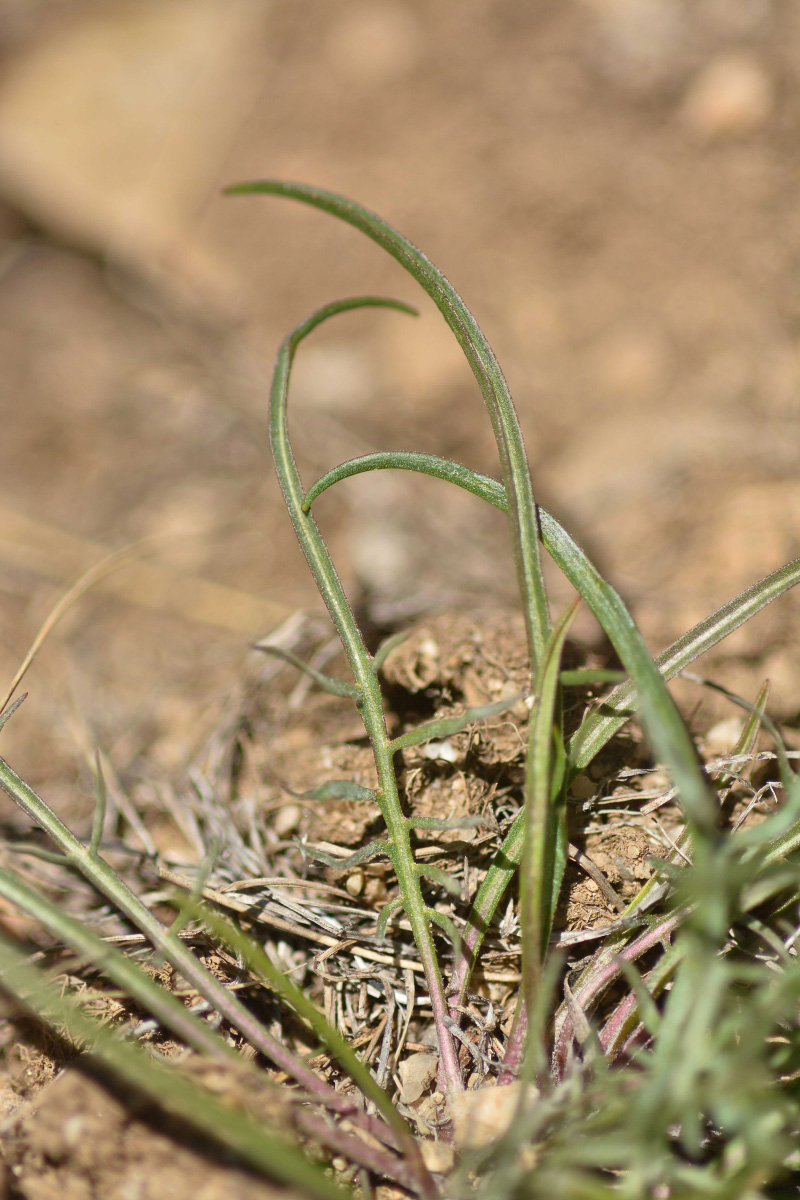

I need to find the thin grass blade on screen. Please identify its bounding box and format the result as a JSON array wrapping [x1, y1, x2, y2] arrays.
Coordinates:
[[0, 754, 364, 1103], [196, 904, 419, 1156], [253, 642, 360, 699], [226, 179, 551, 673], [0, 865, 237, 1064], [521, 600, 577, 1010], [0, 933, 345, 1200]]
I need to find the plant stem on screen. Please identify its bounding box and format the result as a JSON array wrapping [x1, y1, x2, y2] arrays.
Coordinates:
[[228, 179, 552, 677], [0, 754, 365, 1110], [270, 301, 463, 1096]]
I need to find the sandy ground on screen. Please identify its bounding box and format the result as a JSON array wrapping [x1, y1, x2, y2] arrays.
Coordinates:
[[0, 0, 799, 1193]]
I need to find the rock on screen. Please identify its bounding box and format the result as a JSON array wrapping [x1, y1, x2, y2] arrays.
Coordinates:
[[0, 0, 269, 308], [450, 1080, 539, 1151], [397, 1051, 438, 1104], [419, 1140, 455, 1174], [681, 52, 774, 138]]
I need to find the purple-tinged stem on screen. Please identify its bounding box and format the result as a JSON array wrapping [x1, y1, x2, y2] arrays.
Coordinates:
[[552, 911, 682, 1081]]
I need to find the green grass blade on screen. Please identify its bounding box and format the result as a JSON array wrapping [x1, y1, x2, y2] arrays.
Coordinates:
[[300, 780, 377, 803], [450, 561, 800, 1009], [195, 905, 414, 1147], [0, 933, 345, 1200], [270, 298, 414, 676], [0, 865, 237, 1065], [521, 600, 577, 1008], [371, 629, 410, 674], [0, 691, 26, 731], [305, 839, 390, 868], [406, 814, 488, 831], [253, 643, 360, 699], [303, 452, 800, 752], [226, 179, 551, 674], [303, 451, 506, 513], [536, 526, 715, 833], [271, 294, 466, 1096], [569, 556, 800, 773], [0, 754, 358, 1102], [417, 863, 462, 897], [559, 669, 626, 687]]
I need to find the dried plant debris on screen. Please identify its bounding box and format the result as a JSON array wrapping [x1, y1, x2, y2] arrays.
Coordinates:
[[1, 595, 785, 1197], [168, 611, 673, 1060]]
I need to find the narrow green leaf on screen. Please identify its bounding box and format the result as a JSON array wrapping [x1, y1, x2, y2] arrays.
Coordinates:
[[303, 432, 771, 836], [305, 839, 390, 869], [89, 750, 107, 857], [614, 957, 664, 1040], [417, 863, 462, 897], [227, 179, 551, 676], [406, 814, 489, 832], [300, 780, 377, 804], [0, 754, 347, 1097], [303, 451, 506, 514], [680, 672, 794, 792], [0, 692, 26, 733], [297, 439, 800, 803], [0, 933, 344, 1200], [0, 865, 237, 1064], [253, 642, 360, 699], [453, 558, 800, 1004], [269, 294, 467, 1096], [559, 669, 626, 687], [569, 556, 800, 774], [521, 598, 577, 1017], [375, 894, 405, 939], [371, 628, 410, 674], [537, 534, 716, 835], [388, 692, 525, 754], [195, 903, 408, 1142], [426, 908, 463, 957]]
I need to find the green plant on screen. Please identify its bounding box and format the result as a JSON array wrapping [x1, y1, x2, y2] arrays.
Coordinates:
[[1, 181, 800, 1197]]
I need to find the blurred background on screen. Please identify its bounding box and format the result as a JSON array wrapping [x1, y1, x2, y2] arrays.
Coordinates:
[[0, 0, 798, 809]]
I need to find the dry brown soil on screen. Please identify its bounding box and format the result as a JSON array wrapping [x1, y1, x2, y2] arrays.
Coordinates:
[[0, 1, 799, 1196]]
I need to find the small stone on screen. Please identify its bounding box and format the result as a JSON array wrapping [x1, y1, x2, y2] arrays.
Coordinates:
[[681, 53, 774, 138], [345, 869, 364, 897], [704, 715, 744, 755], [419, 1140, 455, 1174], [273, 803, 301, 836], [418, 740, 459, 763], [398, 1051, 438, 1104], [450, 1081, 538, 1151]]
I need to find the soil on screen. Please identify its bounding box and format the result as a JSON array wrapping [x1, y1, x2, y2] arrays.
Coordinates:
[[0, 1, 799, 1195]]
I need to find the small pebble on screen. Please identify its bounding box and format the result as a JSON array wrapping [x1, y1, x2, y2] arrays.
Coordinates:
[[681, 52, 774, 138], [420, 1141, 455, 1174], [345, 869, 364, 897], [273, 803, 301, 836]]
